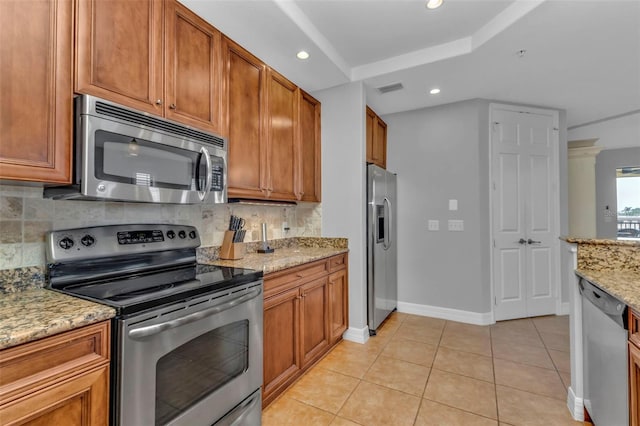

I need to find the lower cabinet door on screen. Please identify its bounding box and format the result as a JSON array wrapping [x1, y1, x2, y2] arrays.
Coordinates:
[[0, 365, 109, 426], [328, 269, 349, 344], [299, 276, 329, 366], [263, 287, 301, 403], [630, 342, 640, 426]]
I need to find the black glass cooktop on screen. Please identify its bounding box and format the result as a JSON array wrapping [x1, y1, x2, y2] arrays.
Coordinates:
[[54, 264, 262, 316]]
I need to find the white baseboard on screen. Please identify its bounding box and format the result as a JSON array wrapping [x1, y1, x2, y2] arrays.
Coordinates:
[[397, 302, 494, 325], [342, 325, 369, 344], [558, 302, 570, 316], [567, 386, 584, 421]]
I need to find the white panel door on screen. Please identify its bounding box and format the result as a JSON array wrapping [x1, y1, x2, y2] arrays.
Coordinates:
[[492, 105, 559, 321]]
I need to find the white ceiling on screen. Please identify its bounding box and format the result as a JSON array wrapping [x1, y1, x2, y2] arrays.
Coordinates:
[[182, 0, 640, 128]]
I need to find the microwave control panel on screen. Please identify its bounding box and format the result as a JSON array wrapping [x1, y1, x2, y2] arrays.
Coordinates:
[[211, 164, 224, 191]]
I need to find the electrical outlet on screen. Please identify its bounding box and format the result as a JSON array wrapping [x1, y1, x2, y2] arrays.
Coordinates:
[[428, 220, 439, 231], [448, 219, 464, 231]]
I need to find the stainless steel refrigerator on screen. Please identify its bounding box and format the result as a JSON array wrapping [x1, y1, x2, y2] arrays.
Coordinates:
[[367, 164, 397, 335]]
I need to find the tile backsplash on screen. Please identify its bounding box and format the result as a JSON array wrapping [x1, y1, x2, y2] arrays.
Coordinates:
[[0, 184, 321, 270]]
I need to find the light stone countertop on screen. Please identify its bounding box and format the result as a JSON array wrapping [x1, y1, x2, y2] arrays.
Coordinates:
[[0, 237, 347, 350], [207, 246, 349, 275], [563, 237, 640, 247], [0, 289, 115, 350]]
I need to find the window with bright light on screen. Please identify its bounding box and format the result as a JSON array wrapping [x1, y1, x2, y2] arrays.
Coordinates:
[[616, 167, 640, 240]]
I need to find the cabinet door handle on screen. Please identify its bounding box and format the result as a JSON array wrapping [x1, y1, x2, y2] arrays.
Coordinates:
[[527, 239, 541, 244], [155, 99, 163, 105], [169, 103, 177, 110]]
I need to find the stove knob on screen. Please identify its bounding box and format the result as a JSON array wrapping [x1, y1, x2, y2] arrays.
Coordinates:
[[189, 230, 197, 239], [166, 230, 176, 239], [178, 230, 186, 239], [59, 237, 74, 250], [80, 235, 95, 247]]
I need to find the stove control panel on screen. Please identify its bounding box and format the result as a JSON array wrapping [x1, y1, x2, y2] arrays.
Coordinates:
[[117, 230, 164, 245], [47, 224, 201, 262]]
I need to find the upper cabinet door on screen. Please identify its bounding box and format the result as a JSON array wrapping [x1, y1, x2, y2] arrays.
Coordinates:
[[373, 115, 387, 169], [266, 70, 299, 201], [75, 0, 164, 115], [0, 0, 73, 183], [165, 0, 222, 133], [366, 107, 375, 164], [223, 37, 268, 199], [298, 90, 321, 202], [365, 106, 387, 169]]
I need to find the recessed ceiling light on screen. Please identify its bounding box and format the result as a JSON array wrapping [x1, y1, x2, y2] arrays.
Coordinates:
[[430, 88, 441, 95], [296, 50, 310, 60], [426, 0, 443, 9]]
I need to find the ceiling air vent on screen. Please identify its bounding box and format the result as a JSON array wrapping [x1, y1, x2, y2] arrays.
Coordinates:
[[376, 82, 404, 94]]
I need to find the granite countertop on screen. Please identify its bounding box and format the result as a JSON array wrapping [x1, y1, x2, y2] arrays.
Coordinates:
[[563, 237, 640, 247], [576, 269, 640, 313], [208, 246, 349, 275], [0, 237, 347, 350], [569, 237, 640, 313], [0, 289, 116, 350]]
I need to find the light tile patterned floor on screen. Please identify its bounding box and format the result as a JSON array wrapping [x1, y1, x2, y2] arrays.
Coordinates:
[[262, 312, 591, 426]]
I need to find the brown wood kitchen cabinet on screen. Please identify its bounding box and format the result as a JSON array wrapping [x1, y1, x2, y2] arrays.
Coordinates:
[[0, 321, 111, 425], [366, 106, 387, 169], [298, 90, 322, 202], [265, 69, 299, 201], [224, 37, 321, 202], [263, 253, 348, 407], [629, 309, 640, 425], [222, 36, 269, 200], [76, 0, 222, 133], [0, 0, 73, 183], [328, 259, 349, 344]]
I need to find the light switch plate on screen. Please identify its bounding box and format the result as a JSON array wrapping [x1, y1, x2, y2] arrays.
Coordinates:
[[448, 219, 464, 231], [428, 220, 439, 231], [449, 199, 458, 211]]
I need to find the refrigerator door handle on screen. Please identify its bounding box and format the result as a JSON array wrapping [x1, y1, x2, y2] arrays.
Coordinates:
[[383, 197, 392, 250]]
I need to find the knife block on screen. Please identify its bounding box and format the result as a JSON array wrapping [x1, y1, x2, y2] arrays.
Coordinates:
[[219, 230, 245, 260]]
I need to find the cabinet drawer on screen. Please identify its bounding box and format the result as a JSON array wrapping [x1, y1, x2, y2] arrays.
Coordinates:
[[328, 254, 347, 272], [0, 321, 110, 404], [265, 260, 329, 296]]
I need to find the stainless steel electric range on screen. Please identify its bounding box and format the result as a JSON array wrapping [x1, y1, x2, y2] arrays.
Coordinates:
[[46, 224, 263, 426]]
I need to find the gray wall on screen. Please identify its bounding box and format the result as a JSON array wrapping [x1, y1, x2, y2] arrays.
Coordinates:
[[595, 147, 640, 238], [384, 99, 492, 313], [384, 99, 569, 314], [314, 82, 369, 331]]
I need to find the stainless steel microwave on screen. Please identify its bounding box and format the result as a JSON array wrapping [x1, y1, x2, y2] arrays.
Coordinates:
[[45, 95, 227, 204]]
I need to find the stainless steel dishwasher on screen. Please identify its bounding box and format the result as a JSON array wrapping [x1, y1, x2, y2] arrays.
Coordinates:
[[579, 277, 628, 426]]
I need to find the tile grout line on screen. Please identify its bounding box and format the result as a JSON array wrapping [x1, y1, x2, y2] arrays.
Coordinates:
[[532, 319, 567, 385], [489, 321, 501, 424], [333, 313, 406, 425]]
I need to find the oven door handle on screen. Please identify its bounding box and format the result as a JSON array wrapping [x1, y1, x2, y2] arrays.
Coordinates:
[[128, 287, 262, 340], [215, 389, 261, 426]]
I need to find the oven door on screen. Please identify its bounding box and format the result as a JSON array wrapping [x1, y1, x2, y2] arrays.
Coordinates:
[[115, 281, 263, 426]]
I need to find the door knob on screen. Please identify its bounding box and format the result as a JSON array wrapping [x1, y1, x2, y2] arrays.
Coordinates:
[[527, 239, 541, 244], [518, 238, 527, 245]]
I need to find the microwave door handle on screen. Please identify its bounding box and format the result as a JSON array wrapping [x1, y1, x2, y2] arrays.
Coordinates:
[[198, 146, 213, 201]]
